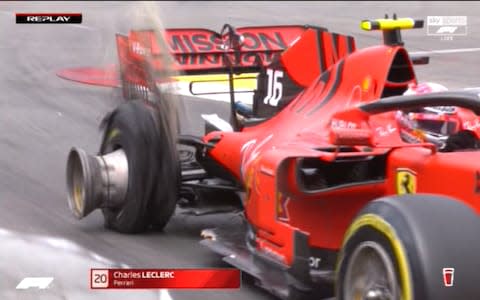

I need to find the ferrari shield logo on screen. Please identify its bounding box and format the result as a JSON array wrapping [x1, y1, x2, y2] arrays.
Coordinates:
[[396, 168, 417, 194]]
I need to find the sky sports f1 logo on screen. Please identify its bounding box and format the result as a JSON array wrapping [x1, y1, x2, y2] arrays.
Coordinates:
[[427, 16, 467, 36], [16, 13, 82, 24]]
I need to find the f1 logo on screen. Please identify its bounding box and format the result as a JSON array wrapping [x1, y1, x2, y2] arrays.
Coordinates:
[[436, 26, 458, 34], [16, 277, 54, 289]]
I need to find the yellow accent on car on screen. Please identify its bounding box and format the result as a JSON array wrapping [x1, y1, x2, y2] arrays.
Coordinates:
[[361, 18, 416, 31], [173, 73, 258, 90], [360, 21, 372, 31], [361, 77, 371, 92], [396, 168, 417, 195], [107, 128, 120, 142], [341, 213, 413, 300]]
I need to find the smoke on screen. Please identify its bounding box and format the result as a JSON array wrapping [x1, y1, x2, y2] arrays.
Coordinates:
[[92, 2, 187, 208], [121, 1, 187, 148], [129, 2, 186, 205]]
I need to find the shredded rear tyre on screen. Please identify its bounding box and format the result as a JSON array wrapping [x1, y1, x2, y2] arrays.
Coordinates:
[[99, 100, 179, 233]]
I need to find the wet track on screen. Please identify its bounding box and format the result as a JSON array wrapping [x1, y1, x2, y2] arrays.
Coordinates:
[[1, 1, 480, 299]]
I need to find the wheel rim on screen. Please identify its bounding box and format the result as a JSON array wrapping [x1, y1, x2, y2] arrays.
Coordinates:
[[344, 241, 399, 300], [72, 165, 85, 215], [66, 148, 86, 218]]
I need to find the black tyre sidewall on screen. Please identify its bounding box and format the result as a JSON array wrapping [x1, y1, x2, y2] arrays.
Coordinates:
[[100, 101, 178, 233], [337, 195, 480, 300]]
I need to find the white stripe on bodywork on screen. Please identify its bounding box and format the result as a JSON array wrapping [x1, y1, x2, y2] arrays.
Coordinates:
[[201, 114, 234, 132]]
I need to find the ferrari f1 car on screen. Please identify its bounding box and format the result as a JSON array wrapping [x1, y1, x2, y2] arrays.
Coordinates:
[[64, 16, 480, 300]]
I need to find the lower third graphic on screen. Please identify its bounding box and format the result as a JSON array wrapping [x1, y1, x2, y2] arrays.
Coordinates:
[[91, 269, 240, 289]]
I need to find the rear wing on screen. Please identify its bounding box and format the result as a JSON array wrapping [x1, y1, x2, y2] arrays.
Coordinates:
[[116, 24, 308, 100], [118, 25, 307, 73]]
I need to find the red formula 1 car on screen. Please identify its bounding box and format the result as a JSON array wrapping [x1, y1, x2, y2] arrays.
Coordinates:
[[64, 16, 480, 300]]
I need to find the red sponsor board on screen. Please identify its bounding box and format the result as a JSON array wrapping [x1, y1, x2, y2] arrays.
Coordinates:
[[90, 269, 241, 289]]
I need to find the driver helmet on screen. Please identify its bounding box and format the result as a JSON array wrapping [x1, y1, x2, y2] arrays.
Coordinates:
[[396, 82, 460, 147]]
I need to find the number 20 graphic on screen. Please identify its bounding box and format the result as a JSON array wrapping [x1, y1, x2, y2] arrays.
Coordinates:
[[263, 69, 284, 107]]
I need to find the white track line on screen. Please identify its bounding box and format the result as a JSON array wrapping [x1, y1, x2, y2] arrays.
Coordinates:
[[68, 24, 97, 31], [160, 288, 173, 300], [411, 48, 480, 55]]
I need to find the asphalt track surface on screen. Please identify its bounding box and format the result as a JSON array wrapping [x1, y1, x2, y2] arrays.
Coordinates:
[[1, 1, 480, 299]]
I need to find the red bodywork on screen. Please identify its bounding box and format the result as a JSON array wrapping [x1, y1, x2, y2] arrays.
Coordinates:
[[58, 23, 480, 268], [202, 39, 480, 266]]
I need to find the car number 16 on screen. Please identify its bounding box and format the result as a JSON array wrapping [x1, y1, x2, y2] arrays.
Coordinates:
[[263, 68, 284, 107]]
